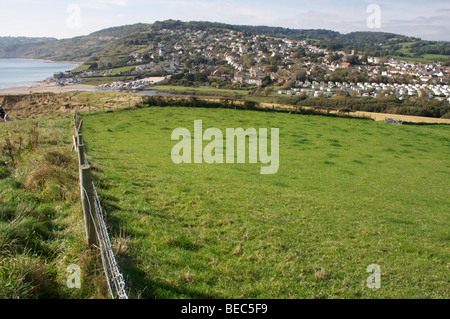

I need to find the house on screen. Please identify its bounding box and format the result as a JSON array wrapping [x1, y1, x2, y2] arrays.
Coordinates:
[[234, 72, 246, 83], [367, 57, 381, 65], [245, 77, 263, 86], [249, 67, 261, 76], [277, 77, 290, 84]]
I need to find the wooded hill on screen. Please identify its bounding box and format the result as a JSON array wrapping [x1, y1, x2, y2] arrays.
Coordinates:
[[0, 20, 448, 63]]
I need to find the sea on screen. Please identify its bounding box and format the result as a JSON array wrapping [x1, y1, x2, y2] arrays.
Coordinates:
[[0, 58, 80, 90]]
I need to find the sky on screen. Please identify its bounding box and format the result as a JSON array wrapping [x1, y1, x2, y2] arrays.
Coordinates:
[[0, 0, 449, 41]]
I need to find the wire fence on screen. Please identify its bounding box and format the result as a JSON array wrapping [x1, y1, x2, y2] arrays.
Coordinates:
[[73, 111, 128, 299], [384, 117, 403, 125], [92, 181, 128, 299]]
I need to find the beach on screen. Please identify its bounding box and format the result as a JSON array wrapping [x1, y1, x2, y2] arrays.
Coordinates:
[[0, 82, 96, 95], [0, 76, 168, 95]]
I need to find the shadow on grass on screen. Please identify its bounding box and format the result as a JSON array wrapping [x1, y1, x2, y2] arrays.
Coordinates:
[[120, 253, 213, 299], [99, 196, 215, 299]]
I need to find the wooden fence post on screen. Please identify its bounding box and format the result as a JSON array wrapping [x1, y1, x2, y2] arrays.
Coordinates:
[[77, 133, 83, 147], [76, 120, 83, 135], [71, 135, 77, 152], [74, 111, 78, 131], [80, 164, 98, 247], [78, 143, 86, 167]]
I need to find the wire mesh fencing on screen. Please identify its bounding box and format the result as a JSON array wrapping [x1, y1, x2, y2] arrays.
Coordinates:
[[73, 111, 128, 299]]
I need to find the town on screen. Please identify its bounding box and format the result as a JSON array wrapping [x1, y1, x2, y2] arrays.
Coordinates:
[[49, 24, 450, 103]]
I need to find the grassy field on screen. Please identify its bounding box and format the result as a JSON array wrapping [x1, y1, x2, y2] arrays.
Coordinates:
[[390, 53, 449, 64], [81, 106, 449, 299], [109, 65, 136, 76], [154, 85, 250, 95], [0, 116, 108, 298], [386, 41, 449, 63], [390, 55, 444, 64]]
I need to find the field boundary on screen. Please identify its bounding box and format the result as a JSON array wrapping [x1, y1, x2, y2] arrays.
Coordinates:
[[72, 110, 128, 299], [138, 95, 450, 125], [1, 91, 449, 125]]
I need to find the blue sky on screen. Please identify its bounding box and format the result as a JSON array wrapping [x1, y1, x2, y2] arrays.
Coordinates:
[[0, 0, 449, 41]]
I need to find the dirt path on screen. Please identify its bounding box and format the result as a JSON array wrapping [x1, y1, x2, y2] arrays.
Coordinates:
[[258, 102, 450, 124], [350, 110, 450, 124]]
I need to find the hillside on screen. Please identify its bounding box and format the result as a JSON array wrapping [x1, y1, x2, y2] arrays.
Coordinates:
[[0, 36, 56, 47], [0, 24, 149, 62], [0, 20, 448, 63]]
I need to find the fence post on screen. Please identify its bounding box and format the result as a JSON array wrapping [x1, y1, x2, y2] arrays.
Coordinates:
[[77, 133, 83, 147], [76, 120, 83, 135], [80, 164, 98, 247], [78, 143, 86, 167], [71, 135, 77, 152], [74, 111, 78, 131]]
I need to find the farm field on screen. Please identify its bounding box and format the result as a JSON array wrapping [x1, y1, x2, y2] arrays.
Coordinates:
[[81, 106, 450, 299]]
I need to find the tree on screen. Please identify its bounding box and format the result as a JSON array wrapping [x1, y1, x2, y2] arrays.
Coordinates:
[[361, 55, 368, 64], [184, 73, 194, 82], [264, 86, 273, 96], [346, 55, 361, 65], [328, 53, 342, 63], [194, 73, 208, 82], [295, 69, 307, 82], [329, 70, 343, 82], [268, 65, 278, 73], [240, 54, 256, 68], [282, 79, 296, 90], [261, 75, 272, 87], [170, 72, 184, 80], [335, 89, 350, 97]]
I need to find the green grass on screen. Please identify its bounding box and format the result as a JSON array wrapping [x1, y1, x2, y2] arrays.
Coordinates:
[[383, 41, 449, 63], [390, 56, 436, 64], [82, 106, 450, 299], [422, 54, 449, 62], [155, 85, 250, 95], [109, 65, 136, 76], [390, 54, 449, 64], [0, 117, 108, 298], [72, 64, 91, 72]]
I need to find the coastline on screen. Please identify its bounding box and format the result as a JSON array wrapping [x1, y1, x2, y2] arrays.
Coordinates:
[[40, 58, 85, 64], [0, 82, 96, 95], [0, 58, 84, 94], [0, 57, 84, 65], [0, 75, 168, 95]]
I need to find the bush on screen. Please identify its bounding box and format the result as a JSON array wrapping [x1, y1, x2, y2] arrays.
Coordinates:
[[441, 112, 450, 119]]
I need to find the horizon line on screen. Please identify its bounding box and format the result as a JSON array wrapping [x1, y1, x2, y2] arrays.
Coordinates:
[[2, 19, 449, 43]]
